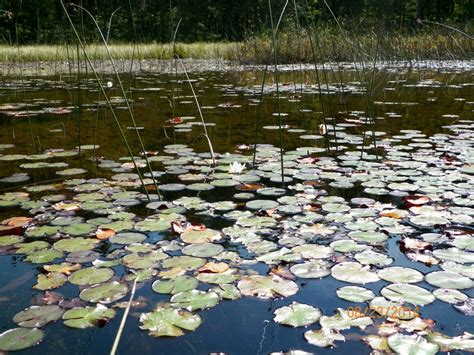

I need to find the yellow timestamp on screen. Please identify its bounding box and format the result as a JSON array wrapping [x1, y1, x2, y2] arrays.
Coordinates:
[[348, 305, 420, 319]]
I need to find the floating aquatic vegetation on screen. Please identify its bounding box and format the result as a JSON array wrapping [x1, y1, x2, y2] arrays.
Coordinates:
[[0, 68, 473, 353]]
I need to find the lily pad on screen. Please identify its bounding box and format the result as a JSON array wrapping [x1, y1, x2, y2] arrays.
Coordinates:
[[170, 290, 220, 311], [237, 275, 298, 299], [53, 237, 99, 253], [33, 272, 67, 290], [290, 261, 331, 279], [162, 256, 205, 271], [110, 232, 147, 245], [0, 328, 44, 351], [378, 267, 424, 283], [433, 288, 468, 304], [25, 249, 63, 264], [336, 286, 375, 302], [152, 276, 199, 295], [273, 302, 321, 327], [304, 328, 345, 347], [62, 305, 116, 329], [139, 306, 202, 337], [331, 262, 380, 284], [425, 271, 473, 289], [13, 305, 64, 328], [180, 229, 222, 244], [320, 308, 373, 330], [387, 334, 438, 354], [68, 267, 114, 286], [79, 281, 128, 304], [182, 242, 224, 257], [381, 283, 435, 306]]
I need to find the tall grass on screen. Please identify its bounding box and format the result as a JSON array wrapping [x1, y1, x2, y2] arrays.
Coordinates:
[[0, 29, 471, 65], [60, 0, 153, 201], [0, 43, 239, 62]]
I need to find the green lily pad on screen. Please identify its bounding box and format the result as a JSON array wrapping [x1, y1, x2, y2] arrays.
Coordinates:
[[378, 267, 424, 283], [170, 290, 220, 311], [25, 225, 61, 238], [33, 272, 67, 290], [196, 270, 239, 284], [381, 283, 435, 306], [330, 240, 369, 253], [68, 267, 114, 286], [79, 281, 128, 304], [180, 229, 222, 244], [162, 256, 205, 271], [426, 331, 474, 352], [246, 199, 279, 210], [57, 168, 87, 176], [433, 248, 474, 263], [0, 328, 44, 351], [0, 235, 23, 246], [290, 260, 331, 279], [211, 284, 241, 300], [139, 306, 202, 337], [320, 308, 373, 330], [410, 215, 449, 228], [336, 286, 375, 302], [110, 232, 147, 245], [182, 242, 224, 257], [354, 250, 393, 267], [62, 305, 116, 329], [53, 237, 99, 253], [15, 241, 49, 254], [348, 231, 388, 244], [273, 302, 321, 327], [237, 216, 276, 228], [387, 334, 438, 354], [25, 249, 63, 264], [237, 275, 298, 299], [152, 276, 199, 295], [331, 262, 380, 284], [62, 223, 96, 236], [304, 328, 345, 347], [425, 271, 473, 289], [13, 305, 64, 328], [433, 288, 468, 304], [292, 244, 333, 259], [122, 250, 168, 269], [370, 297, 415, 320]]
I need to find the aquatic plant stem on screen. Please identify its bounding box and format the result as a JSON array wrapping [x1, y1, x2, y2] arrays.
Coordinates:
[[251, 1, 289, 168], [71, 4, 161, 199], [178, 57, 216, 166], [110, 278, 138, 355], [268, 0, 287, 188], [60, 0, 151, 202]]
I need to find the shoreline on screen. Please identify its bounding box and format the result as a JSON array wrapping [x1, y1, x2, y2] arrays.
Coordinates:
[[1, 59, 473, 77]]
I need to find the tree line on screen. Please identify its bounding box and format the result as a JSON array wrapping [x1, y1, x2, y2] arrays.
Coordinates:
[[0, 0, 472, 44]]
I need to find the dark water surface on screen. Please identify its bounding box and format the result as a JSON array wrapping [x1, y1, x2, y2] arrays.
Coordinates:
[[0, 64, 472, 354]]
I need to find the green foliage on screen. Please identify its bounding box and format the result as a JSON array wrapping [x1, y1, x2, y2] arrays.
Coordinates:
[[0, 0, 471, 45]]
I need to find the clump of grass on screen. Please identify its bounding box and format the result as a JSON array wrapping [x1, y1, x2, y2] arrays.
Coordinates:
[[240, 29, 473, 64], [1, 29, 471, 65], [0, 42, 239, 63]]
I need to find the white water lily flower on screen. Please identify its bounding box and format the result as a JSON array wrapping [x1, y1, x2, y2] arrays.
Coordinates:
[[229, 162, 246, 174]]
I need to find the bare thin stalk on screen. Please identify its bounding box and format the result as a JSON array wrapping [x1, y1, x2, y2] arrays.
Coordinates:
[[268, 0, 288, 188], [110, 278, 138, 355], [72, 4, 161, 199], [106, 7, 121, 44], [178, 57, 216, 166], [251, 1, 289, 167], [60, 0, 151, 201]]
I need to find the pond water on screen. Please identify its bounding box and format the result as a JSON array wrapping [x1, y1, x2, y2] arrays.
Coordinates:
[[0, 62, 473, 354]]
